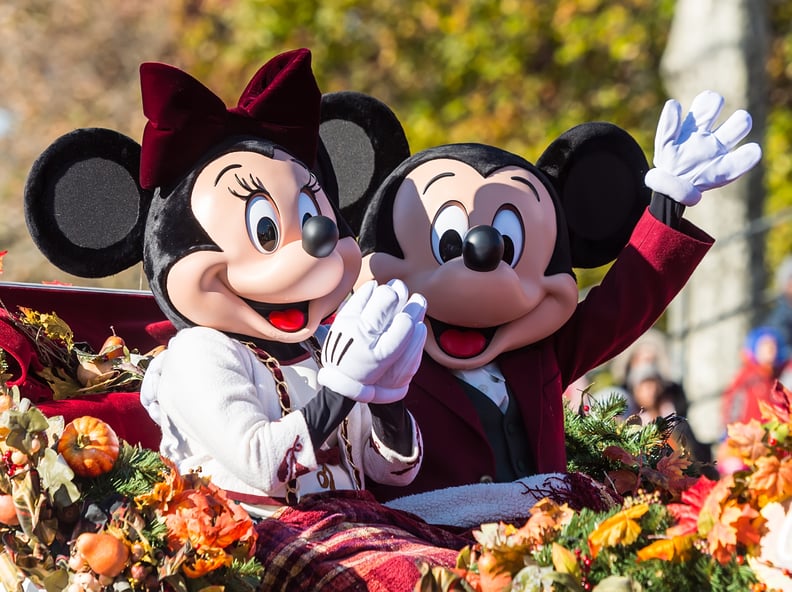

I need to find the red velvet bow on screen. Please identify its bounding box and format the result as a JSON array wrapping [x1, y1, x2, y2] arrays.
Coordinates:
[[139, 48, 321, 190]]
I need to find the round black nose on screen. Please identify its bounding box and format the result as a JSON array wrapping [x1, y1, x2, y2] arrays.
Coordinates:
[[462, 225, 504, 272], [302, 215, 339, 258]]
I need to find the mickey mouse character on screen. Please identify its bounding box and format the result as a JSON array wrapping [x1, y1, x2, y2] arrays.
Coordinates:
[[24, 49, 467, 588], [319, 90, 761, 514]]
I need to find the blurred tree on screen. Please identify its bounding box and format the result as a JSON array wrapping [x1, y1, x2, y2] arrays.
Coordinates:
[[660, 0, 768, 445], [171, 0, 676, 288], [1, 0, 791, 300], [0, 2, 179, 286], [765, 0, 792, 274]]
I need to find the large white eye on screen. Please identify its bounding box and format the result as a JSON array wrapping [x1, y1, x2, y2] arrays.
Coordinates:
[[492, 207, 524, 267], [246, 195, 280, 253], [298, 190, 320, 227], [431, 203, 469, 264]]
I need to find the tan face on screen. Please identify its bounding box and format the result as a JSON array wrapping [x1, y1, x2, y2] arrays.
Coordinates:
[[167, 149, 361, 342], [358, 158, 578, 369]]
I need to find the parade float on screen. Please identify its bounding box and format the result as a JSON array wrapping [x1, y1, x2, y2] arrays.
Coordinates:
[[0, 271, 789, 592], [0, 45, 769, 591]]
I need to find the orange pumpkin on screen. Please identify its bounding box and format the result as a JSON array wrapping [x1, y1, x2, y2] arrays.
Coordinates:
[[57, 417, 120, 477], [75, 532, 130, 577]]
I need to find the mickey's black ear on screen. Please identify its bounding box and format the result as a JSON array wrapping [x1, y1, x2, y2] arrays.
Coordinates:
[[537, 122, 650, 269], [319, 91, 410, 236], [24, 128, 152, 278]]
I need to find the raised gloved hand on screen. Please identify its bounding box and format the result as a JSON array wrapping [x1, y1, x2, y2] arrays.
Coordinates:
[[317, 279, 427, 403], [644, 90, 762, 206]]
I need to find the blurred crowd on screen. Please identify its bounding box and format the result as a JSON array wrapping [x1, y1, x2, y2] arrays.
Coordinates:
[[563, 255, 792, 477]]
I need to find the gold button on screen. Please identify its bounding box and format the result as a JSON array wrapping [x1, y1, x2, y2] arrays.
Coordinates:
[[479, 475, 494, 484]]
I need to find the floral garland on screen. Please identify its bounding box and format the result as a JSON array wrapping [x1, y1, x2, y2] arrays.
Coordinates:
[[0, 277, 261, 591], [0, 303, 157, 400], [4, 271, 792, 591], [416, 385, 792, 592], [0, 384, 261, 592]]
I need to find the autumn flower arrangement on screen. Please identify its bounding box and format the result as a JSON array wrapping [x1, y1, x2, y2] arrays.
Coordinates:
[[0, 303, 156, 400], [415, 392, 785, 592], [0, 382, 261, 592]]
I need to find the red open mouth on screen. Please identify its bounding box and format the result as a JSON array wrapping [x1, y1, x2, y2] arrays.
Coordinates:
[[429, 318, 497, 359], [267, 309, 307, 332], [242, 299, 309, 333]]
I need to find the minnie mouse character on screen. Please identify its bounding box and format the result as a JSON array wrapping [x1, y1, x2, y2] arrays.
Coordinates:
[[24, 49, 466, 589], [317, 90, 761, 519]]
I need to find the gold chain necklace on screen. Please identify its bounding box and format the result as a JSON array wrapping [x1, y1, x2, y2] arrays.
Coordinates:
[[242, 340, 362, 501]]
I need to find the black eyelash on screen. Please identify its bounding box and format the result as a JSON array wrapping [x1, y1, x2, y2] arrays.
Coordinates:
[[306, 172, 322, 194], [229, 173, 268, 199]]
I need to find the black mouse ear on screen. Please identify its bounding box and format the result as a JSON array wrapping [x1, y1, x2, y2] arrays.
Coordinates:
[[319, 91, 410, 236], [537, 122, 650, 269], [24, 128, 152, 278]]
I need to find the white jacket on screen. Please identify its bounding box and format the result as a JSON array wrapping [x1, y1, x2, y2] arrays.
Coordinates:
[[140, 326, 422, 516]]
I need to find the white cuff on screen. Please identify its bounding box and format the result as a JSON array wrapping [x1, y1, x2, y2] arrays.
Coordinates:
[[372, 384, 408, 404], [317, 367, 375, 402], [644, 168, 702, 206]]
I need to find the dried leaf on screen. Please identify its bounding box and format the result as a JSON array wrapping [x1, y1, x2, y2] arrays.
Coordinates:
[[36, 366, 81, 401], [551, 542, 581, 578], [10, 470, 41, 541], [415, 561, 477, 592], [0, 548, 24, 592], [603, 446, 636, 465], [606, 468, 640, 496], [724, 420, 769, 465], [655, 451, 698, 495], [515, 498, 574, 545], [635, 534, 695, 562], [758, 380, 792, 424], [36, 448, 79, 507], [749, 455, 792, 505], [588, 504, 649, 559]]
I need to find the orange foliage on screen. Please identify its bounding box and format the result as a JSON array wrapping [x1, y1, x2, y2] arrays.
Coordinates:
[[724, 420, 771, 466], [748, 456, 792, 506], [588, 503, 649, 559], [515, 498, 574, 545], [162, 480, 255, 577]]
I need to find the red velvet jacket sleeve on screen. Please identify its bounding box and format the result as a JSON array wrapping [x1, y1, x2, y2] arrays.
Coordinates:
[[552, 208, 713, 388]]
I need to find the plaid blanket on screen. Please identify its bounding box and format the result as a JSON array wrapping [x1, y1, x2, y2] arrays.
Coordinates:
[[254, 490, 470, 591]]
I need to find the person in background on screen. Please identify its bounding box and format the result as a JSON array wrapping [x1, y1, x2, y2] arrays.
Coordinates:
[[621, 360, 712, 465], [611, 328, 690, 419], [721, 326, 791, 427], [624, 362, 677, 422], [764, 256, 792, 352], [718, 326, 791, 475]]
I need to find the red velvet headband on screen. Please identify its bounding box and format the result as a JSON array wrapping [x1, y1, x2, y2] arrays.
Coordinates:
[[139, 48, 321, 190]]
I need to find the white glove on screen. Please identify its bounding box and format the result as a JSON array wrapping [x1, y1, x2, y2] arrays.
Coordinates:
[[644, 90, 762, 206], [370, 292, 427, 404], [317, 279, 427, 403]]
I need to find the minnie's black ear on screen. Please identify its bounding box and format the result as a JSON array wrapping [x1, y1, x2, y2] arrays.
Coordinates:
[[537, 122, 650, 269], [319, 91, 410, 236], [24, 128, 152, 278]]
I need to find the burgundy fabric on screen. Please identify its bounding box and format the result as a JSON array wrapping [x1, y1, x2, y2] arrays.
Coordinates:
[[145, 320, 177, 345], [0, 283, 166, 449], [0, 283, 166, 353], [36, 392, 161, 450], [254, 490, 467, 591], [369, 209, 714, 501], [0, 311, 50, 402], [140, 48, 321, 189]]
